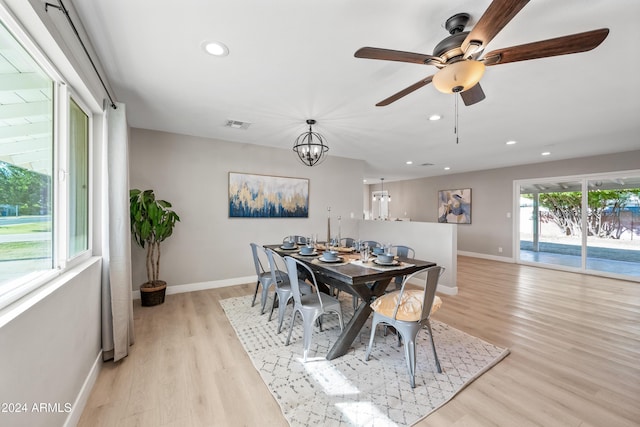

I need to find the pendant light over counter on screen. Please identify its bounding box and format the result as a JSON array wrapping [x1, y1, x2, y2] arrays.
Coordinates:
[[372, 178, 391, 202]]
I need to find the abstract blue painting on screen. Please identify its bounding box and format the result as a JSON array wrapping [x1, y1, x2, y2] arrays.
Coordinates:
[[438, 188, 471, 224], [229, 172, 309, 218]]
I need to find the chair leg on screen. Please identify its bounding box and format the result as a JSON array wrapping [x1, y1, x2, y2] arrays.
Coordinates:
[[260, 282, 271, 314], [285, 310, 297, 346], [251, 281, 260, 307], [425, 320, 442, 373], [268, 292, 278, 321], [336, 310, 344, 331], [302, 315, 315, 362], [277, 293, 290, 334], [364, 320, 378, 361], [402, 334, 417, 388]]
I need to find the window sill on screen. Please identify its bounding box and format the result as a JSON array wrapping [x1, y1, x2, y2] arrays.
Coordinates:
[[0, 256, 102, 329]]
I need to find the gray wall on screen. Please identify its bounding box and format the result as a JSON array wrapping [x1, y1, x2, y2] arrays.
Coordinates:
[[379, 150, 640, 258], [129, 128, 365, 290], [0, 258, 102, 427]]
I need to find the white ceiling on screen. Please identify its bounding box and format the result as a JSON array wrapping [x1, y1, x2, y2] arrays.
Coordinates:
[[71, 0, 640, 182]]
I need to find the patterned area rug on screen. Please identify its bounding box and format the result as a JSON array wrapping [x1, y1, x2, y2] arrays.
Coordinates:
[[220, 295, 509, 427]]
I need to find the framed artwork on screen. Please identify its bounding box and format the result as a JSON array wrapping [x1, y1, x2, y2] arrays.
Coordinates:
[[438, 188, 472, 224], [228, 172, 309, 218]]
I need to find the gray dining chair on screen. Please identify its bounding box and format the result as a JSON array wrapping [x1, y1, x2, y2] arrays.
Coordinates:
[[365, 265, 445, 388], [283, 256, 344, 361], [265, 248, 312, 333], [249, 243, 281, 314]]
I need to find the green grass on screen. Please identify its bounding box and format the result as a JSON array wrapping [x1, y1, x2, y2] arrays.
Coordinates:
[[0, 222, 51, 235], [0, 241, 51, 261]]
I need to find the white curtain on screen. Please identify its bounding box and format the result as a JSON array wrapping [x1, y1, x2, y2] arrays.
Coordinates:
[[101, 101, 135, 362]]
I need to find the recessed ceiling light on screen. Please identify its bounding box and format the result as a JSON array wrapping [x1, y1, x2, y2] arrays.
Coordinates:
[[444, 166, 451, 170], [541, 151, 551, 156], [428, 114, 441, 121], [406, 161, 413, 165], [506, 140, 517, 145], [363, 179, 367, 183], [202, 41, 229, 57]]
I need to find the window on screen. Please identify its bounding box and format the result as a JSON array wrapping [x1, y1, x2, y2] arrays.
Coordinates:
[[0, 17, 92, 307], [0, 21, 54, 295]]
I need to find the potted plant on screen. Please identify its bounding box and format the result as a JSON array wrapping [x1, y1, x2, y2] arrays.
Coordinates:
[[129, 189, 180, 306]]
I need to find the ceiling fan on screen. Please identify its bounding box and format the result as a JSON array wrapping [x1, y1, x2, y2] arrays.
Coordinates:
[[355, 0, 609, 107]]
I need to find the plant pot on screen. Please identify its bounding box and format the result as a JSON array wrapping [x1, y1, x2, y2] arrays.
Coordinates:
[[140, 281, 167, 306]]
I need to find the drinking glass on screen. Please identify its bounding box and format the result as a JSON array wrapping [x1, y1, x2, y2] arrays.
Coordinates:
[[361, 246, 370, 263]]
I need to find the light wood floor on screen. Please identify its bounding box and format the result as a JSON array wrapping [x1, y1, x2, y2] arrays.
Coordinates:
[[78, 256, 640, 426]]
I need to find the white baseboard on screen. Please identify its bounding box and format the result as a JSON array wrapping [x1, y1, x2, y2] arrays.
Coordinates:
[[458, 251, 515, 263], [436, 285, 458, 295], [64, 350, 102, 427], [132, 275, 255, 300], [406, 276, 458, 295]]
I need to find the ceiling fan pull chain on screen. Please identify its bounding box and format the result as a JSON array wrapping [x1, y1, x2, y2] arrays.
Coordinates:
[[455, 93, 459, 144]]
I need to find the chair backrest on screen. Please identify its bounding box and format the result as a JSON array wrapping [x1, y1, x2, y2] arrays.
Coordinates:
[[264, 247, 289, 286], [394, 265, 445, 322], [391, 245, 415, 258], [340, 237, 355, 247], [362, 240, 380, 249], [284, 256, 323, 309], [250, 242, 266, 276], [283, 235, 307, 245]]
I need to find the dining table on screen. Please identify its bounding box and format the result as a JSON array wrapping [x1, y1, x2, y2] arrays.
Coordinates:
[[266, 243, 436, 360]]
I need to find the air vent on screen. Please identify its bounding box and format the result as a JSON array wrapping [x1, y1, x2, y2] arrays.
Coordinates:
[[420, 162, 434, 167], [224, 120, 251, 130]]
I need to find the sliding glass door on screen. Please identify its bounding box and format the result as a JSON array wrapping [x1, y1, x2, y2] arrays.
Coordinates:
[[519, 180, 583, 269], [585, 177, 640, 276], [517, 173, 640, 279]]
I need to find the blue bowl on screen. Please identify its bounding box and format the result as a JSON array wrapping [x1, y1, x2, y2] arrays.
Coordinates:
[[377, 253, 394, 263], [323, 250, 339, 260]]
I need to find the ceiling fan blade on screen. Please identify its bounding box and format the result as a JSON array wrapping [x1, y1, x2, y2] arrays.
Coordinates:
[[460, 83, 486, 106], [376, 75, 434, 106], [461, 0, 530, 55], [355, 47, 440, 65], [482, 28, 609, 66]]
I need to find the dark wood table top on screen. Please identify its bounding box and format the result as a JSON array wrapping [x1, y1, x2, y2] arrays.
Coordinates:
[[266, 244, 435, 286]]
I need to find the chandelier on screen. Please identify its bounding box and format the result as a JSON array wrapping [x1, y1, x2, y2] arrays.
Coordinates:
[[293, 119, 329, 166]]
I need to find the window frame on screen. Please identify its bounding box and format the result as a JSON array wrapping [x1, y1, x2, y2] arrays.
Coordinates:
[[0, 8, 94, 310], [66, 93, 93, 264]]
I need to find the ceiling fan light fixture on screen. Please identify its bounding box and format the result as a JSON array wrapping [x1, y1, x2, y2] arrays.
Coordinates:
[[432, 60, 485, 94], [293, 119, 329, 167]]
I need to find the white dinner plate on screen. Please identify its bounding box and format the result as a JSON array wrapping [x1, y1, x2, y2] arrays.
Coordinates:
[[298, 250, 318, 256], [319, 256, 343, 263], [373, 259, 400, 266]]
